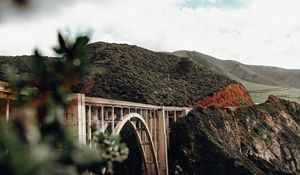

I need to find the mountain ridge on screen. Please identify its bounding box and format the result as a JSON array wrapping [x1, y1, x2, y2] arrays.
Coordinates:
[[173, 50, 300, 88], [173, 50, 300, 103]]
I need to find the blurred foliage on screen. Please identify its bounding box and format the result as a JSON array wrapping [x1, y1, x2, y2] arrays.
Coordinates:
[[93, 133, 128, 174], [13, 0, 29, 6], [0, 33, 128, 175]]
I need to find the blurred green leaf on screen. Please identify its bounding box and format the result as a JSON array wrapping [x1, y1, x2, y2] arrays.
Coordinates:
[[58, 33, 67, 51], [0, 32, 128, 175]]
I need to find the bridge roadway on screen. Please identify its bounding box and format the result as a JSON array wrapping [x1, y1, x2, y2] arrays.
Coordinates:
[[0, 82, 192, 175]]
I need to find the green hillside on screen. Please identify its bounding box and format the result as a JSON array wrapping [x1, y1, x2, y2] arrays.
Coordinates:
[[81, 42, 235, 106], [0, 42, 235, 106], [173, 50, 300, 103]]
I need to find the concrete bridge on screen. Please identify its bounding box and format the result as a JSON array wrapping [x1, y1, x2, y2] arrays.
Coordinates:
[[0, 82, 192, 175]]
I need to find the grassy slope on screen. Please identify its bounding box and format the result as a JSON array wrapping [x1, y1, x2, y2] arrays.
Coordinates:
[[173, 50, 300, 103]]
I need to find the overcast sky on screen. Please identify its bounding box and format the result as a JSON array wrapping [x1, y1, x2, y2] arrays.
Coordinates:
[[1, 0, 300, 69]]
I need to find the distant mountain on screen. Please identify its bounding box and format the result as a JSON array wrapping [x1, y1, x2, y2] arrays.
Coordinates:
[[173, 50, 300, 88], [173, 50, 300, 103]]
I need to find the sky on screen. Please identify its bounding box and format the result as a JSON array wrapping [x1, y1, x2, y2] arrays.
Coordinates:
[[0, 0, 300, 69]]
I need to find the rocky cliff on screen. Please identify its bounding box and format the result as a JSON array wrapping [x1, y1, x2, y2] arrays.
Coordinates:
[[169, 95, 300, 175]]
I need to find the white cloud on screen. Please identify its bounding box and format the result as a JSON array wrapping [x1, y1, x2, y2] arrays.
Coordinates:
[[0, 0, 300, 69]]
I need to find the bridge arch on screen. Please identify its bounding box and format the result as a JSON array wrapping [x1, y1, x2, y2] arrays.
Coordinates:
[[114, 113, 160, 175]]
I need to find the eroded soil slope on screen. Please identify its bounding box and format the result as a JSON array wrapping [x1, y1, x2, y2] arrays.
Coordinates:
[[198, 83, 253, 107]]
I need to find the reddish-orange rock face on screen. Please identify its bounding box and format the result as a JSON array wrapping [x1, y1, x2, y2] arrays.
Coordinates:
[[197, 83, 254, 107]]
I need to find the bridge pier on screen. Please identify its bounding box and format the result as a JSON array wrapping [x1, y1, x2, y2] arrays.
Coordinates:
[[0, 82, 12, 122], [156, 107, 169, 175], [0, 97, 10, 122], [64, 93, 86, 144]]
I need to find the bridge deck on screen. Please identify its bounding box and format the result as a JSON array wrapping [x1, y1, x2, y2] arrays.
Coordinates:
[[85, 96, 191, 111]]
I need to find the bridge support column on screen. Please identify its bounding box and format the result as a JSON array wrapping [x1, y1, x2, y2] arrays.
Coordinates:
[[65, 93, 86, 144], [156, 107, 168, 175], [5, 97, 10, 122]]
